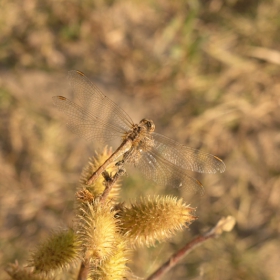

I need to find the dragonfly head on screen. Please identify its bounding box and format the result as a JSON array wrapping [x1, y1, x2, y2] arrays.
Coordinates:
[[140, 119, 155, 132]]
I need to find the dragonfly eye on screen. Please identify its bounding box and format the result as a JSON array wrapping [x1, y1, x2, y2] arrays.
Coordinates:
[[140, 119, 155, 132]]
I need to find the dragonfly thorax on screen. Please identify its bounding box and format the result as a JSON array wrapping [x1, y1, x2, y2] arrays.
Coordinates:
[[124, 119, 155, 144]]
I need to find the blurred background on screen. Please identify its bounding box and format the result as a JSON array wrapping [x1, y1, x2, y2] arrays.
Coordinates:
[[1, 0, 280, 279]]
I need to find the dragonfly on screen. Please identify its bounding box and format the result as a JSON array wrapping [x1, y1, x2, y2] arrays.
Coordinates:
[[53, 70, 225, 195]]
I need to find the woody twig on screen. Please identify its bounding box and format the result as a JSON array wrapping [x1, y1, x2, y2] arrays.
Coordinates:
[[146, 216, 236, 280]]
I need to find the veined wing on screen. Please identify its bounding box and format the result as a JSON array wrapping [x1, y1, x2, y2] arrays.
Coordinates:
[[67, 70, 134, 132], [135, 148, 204, 195], [151, 132, 226, 174], [52, 96, 125, 144]]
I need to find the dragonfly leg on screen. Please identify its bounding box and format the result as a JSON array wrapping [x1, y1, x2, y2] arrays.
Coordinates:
[[115, 150, 129, 167], [115, 159, 124, 167], [114, 160, 126, 180], [117, 167, 126, 177]]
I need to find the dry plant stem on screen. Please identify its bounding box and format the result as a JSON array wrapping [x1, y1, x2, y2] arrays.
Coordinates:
[[77, 259, 90, 280], [146, 223, 224, 280], [77, 169, 124, 280]]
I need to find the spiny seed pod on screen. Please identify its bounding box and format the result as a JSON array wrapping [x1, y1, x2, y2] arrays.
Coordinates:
[[80, 146, 120, 201], [90, 234, 130, 280], [29, 229, 81, 274], [6, 262, 51, 280], [77, 201, 118, 261], [119, 196, 196, 247]]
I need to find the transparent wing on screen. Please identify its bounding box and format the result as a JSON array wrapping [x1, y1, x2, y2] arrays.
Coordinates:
[[52, 96, 125, 144], [67, 70, 134, 132], [135, 148, 204, 195], [151, 132, 226, 174], [52, 70, 135, 145]]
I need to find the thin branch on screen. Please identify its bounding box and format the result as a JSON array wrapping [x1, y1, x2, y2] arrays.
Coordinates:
[[76, 168, 125, 280], [146, 216, 235, 280], [77, 259, 90, 280]]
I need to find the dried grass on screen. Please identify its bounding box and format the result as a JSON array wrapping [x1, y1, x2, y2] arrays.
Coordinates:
[[1, 0, 280, 279]]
